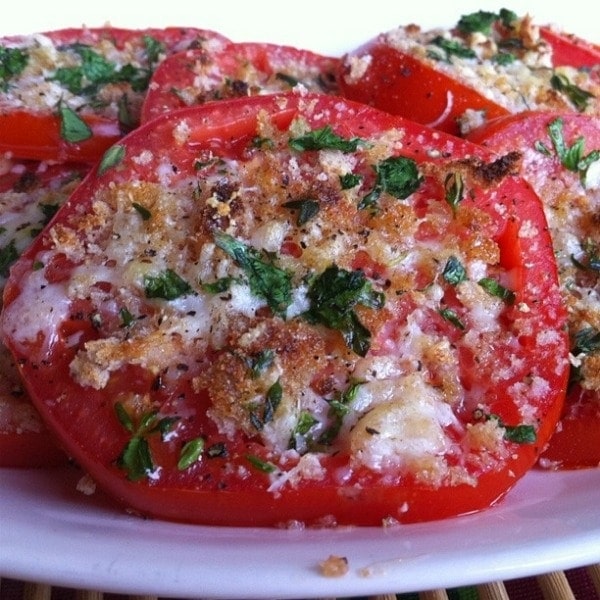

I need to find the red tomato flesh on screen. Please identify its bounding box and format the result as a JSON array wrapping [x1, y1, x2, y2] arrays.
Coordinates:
[[468, 110, 600, 469], [1, 94, 568, 526]]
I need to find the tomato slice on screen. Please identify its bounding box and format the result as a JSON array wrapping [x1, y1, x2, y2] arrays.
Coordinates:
[[0, 26, 230, 162], [0, 93, 568, 526], [0, 159, 89, 467], [339, 12, 600, 137], [141, 42, 340, 123], [540, 26, 600, 68], [468, 110, 600, 469]]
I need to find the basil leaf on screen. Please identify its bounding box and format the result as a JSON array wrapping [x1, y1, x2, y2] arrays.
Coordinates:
[[439, 308, 465, 330], [304, 265, 384, 356], [444, 172, 464, 214], [59, 104, 92, 143], [248, 349, 275, 378], [339, 173, 362, 190], [289, 125, 362, 152], [0, 239, 19, 278], [117, 436, 154, 481], [430, 36, 476, 61], [143, 35, 165, 66], [144, 268, 192, 300], [572, 327, 600, 355], [503, 423, 536, 444], [214, 231, 293, 317], [319, 381, 362, 445]]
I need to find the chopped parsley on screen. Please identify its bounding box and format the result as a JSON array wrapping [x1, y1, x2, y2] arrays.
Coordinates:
[[360, 156, 422, 210], [247, 349, 275, 378], [177, 437, 205, 471], [144, 268, 192, 300], [456, 8, 517, 34], [213, 231, 293, 318], [339, 173, 362, 190], [478, 277, 516, 304], [429, 36, 476, 62], [114, 402, 179, 481], [58, 104, 92, 143], [249, 379, 283, 431], [538, 117, 600, 187], [98, 144, 126, 175], [319, 380, 362, 445], [473, 409, 536, 444], [0, 239, 18, 278], [0, 46, 28, 91], [442, 256, 467, 285], [282, 198, 320, 226], [439, 307, 465, 330], [289, 125, 362, 153], [304, 265, 384, 357], [444, 172, 464, 214], [550, 73, 595, 112]]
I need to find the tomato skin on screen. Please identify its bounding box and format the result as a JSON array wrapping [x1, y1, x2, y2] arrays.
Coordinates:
[[1, 94, 568, 526], [0, 27, 230, 162], [140, 42, 340, 123], [468, 110, 600, 470], [540, 26, 600, 68], [338, 40, 510, 137]]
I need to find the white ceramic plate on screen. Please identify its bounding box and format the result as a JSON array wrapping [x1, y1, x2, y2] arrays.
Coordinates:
[[2, 2, 599, 598], [2, 466, 600, 598]]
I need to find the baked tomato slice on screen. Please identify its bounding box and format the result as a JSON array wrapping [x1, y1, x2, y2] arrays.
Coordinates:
[[1, 93, 568, 526], [140, 42, 339, 123], [0, 159, 88, 467], [540, 26, 600, 68], [469, 110, 600, 469], [339, 10, 600, 137], [0, 26, 230, 162]]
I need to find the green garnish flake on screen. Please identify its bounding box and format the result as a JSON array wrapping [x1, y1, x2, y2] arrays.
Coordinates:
[[132, 202, 151, 220], [114, 402, 179, 481], [201, 276, 237, 294], [550, 73, 595, 112], [282, 198, 320, 226], [143, 35, 165, 66], [444, 172, 464, 214], [319, 380, 362, 445], [478, 277, 516, 304], [59, 104, 92, 143], [144, 268, 192, 300], [571, 238, 600, 272], [544, 117, 600, 187], [249, 379, 282, 431], [360, 156, 422, 210], [457, 10, 499, 34], [119, 307, 135, 327], [177, 437, 205, 471], [430, 36, 476, 62], [0, 239, 19, 278], [571, 326, 600, 356], [289, 125, 362, 153], [474, 410, 536, 444], [439, 308, 465, 330], [246, 454, 277, 473], [442, 256, 467, 285], [39, 202, 60, 225], [98, 144, 126, 175], [339, 173, 362, 190], [248, 349, 275, 378], [0, 46, 28, 90], [213, 231, 293, 318], [275, 72, 300, 87], [304, 265, 384, 357]]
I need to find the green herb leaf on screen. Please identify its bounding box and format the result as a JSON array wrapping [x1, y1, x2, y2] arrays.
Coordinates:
[[213, 231, 293, 317], [98, 144, 125, 175], [457, 10, 499, 34], [143, 35, 165, 66], [319, 381, 362, 445], [201, 276, 237, 294], [0, 239, 18, 278], [339, 173, 362, 190], [248, 349, 275, 378], [444, 172, 464, 214], [144, 268, 192, 300], [246, 454, 277, 473], [282, 198, 320, 226], [59, 104, 92, 143], [442, 256, 467, 285], [503, 423, 536, 444], [304, 265, 384, 356], [132, 202, 151, 220], [430, 36, 477, 61], [119, 307, 135, 327], [550, 73, 595, 112], [0, 46, 28, 91], [177, 437, 205, 470], [117, 436, 154, 481], [438, 308, 465, 330], [572, 327, 600, 356], [114, 401, 135, 433], [360, 156, 422, 210], [289, 125, 362, 153], [478, 277, 516, 304]]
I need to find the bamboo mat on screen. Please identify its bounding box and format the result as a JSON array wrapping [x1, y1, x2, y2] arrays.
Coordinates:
[[2, 564, 599, 600]]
